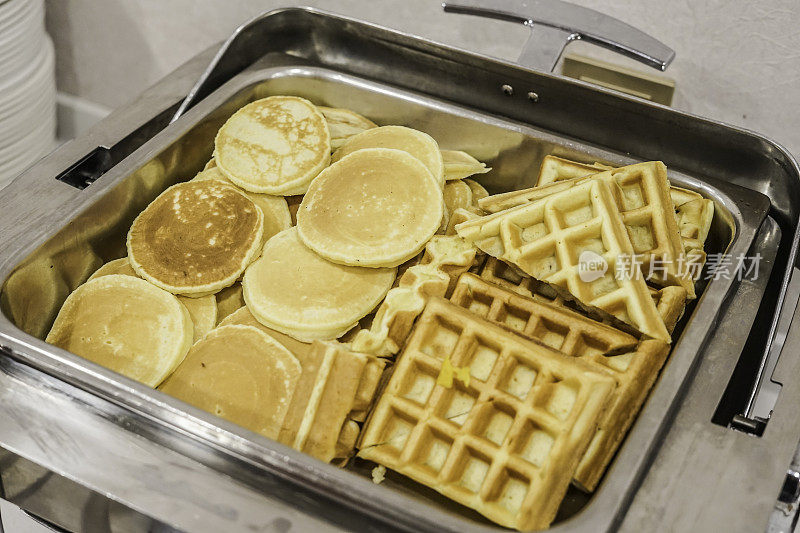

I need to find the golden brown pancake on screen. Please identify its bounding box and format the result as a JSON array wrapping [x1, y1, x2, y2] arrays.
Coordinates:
[[159, 325, 301, 440], [242, 227, 395, 341], [214, 96, 331, 195], [297, 148, 443, 267], [46, 275, 193, 386], [192, 167, 291, 242], [331, 125, 444, 187], [127, 180, 264, 296]]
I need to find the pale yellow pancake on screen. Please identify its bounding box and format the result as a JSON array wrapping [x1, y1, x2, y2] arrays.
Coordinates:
[[219, 306, 311, 359], [127, 180, 264, 296], [159, 324, 301, 440], [331, 126, 444, 187], [441, 149, 491, 181], [214, 96, 331, 195], [192, 166, 292, 241], [46, 275, 193, 387], [318, 106, 377, 151], [88, 257, 217, 342], [242, 227, 395, 341], [297, 148, 443, 268]]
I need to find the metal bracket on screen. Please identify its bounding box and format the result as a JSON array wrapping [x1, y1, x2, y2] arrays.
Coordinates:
[[443, 0, 675, 73]]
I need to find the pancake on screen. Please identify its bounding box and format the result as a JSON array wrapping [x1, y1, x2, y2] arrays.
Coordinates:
[[203, 158, 216, 170], [87, 257, 217, 342], [318, 106, 378, 151], [127, 180, 264, 296], [297, 148, 443, 267], [158, 324, 301, 440], [331, 126, 444, 188], [219, 306, 312, 359], [215, 282, 245, 324], [214, 96, 331, 195], [193, 166, 292, 241], [242, 227, 395, 341], [441, 149, 491, 181], [46, 275, 193, 387]]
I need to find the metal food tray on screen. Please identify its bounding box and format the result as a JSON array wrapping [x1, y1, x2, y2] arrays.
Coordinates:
[[0, 6, 798, 532]]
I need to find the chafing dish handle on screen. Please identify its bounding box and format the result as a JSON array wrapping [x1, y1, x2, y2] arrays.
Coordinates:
[[443, 0, 675, 73]]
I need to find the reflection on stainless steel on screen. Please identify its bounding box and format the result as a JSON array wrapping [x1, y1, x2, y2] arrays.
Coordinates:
[[0, 7, 797, 533], [443, 0, 675, 72]]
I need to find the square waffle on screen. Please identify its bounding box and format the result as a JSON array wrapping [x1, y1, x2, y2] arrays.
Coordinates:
[[279, 341, 386, 463], [475, 162, 695, 299], [358, 298, 615, 530], [456, 176, 671, 342], [479, 256, 686, 334], [538, 155, 610, 186], [450, 273, 670, 491]]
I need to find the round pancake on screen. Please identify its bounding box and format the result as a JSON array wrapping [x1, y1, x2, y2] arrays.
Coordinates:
[[297, 148, 443, 267], [214, 96, 331, 195], [46, 275, 193, 387], [331, 126, 444, 187], [242, 227, 395, 341], [88, 257, 217, 342], [193, 167, 292, 242], [215, 282, 245, 324], [127, 180, 264, 296], [220, 306, 311, 359], [318, 106, 377, 151], [159, 325, 301, 440]]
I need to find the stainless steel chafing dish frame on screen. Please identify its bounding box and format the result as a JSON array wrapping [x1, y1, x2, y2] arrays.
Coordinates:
[[0, 5, 798, 533]]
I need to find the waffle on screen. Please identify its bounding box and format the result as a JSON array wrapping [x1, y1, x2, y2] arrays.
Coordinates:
[[482, 161, 714, 260], [474, 162, 695, 299], [358, 298, 615, 530], [479, 257, 686, 334], [285, 341, 386, 463], [441, 150, 491, 181], [350, 235, 478, 356], [450, 273, 670, 490], [540, 159, 714, 258], [455, 177, 671, 342], [536, 155, 610, 186]]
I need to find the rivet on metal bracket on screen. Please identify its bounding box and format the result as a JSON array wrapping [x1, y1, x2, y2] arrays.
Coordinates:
[[501, 84, 514, 96]]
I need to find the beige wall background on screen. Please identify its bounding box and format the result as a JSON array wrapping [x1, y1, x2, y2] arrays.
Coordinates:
[[45, 0, 800, 156]]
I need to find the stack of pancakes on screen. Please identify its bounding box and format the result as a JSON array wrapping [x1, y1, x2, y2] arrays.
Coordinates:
[[43, 95, 713, 530]]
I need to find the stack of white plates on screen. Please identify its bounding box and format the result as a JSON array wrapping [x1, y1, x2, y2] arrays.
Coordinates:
[[0, 0, 55, 188]]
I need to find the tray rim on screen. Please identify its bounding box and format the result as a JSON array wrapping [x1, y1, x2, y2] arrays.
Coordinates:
[[0, 64, 772, 533]]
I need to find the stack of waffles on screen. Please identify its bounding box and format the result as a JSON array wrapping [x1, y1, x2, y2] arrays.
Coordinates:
[[357, 156, 714, 530]]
